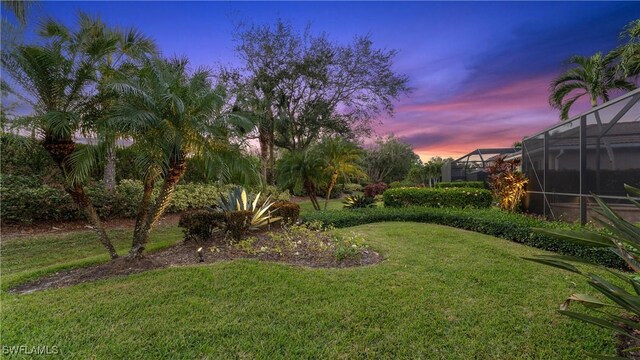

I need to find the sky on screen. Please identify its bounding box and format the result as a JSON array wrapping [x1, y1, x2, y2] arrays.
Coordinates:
[[9, 1, 640, 160]]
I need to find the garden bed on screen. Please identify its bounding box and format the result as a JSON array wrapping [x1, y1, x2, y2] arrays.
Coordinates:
[[9, 226, 381, 294]]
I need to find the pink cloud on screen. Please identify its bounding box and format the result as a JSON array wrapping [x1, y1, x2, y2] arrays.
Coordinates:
[[376, 73, 593, 160]]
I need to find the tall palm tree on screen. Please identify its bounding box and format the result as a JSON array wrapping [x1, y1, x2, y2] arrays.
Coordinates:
[[316, 138, 366, 210], [277, 149, 325, 211], [615, 19, 640, 80], [549, 53, 636, 120], [109, 57, 250, 259], [2, 15, 120, 259]]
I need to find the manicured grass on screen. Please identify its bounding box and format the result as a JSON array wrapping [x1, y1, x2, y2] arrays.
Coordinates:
[[298, 197, 345, 212], [1, 222, 616, 358], [1, 225, 182, 290]]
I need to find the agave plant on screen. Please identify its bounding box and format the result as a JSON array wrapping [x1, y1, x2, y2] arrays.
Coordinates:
[[343, 195, 376, 210], [217, 187, 279, 227], [525, 184, 640, 357]]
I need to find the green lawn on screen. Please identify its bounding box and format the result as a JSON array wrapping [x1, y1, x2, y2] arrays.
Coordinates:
[[298, 196, 383, 213], [1, 225, 183, 290], [298, 197, 345, 212], [1, 222, 616, 358]]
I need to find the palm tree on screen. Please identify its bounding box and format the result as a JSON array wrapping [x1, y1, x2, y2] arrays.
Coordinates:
[[549, 53, 636, 120], [94, 23, 157, 192], [614, 19, 640, 80], [316, 138, 366, 210], [277, 149, 325, 211], [109, 57, 250, 259], [1, 15, 120, 259]]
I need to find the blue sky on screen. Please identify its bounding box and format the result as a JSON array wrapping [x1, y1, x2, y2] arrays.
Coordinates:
[[11, 1, 640, 159]]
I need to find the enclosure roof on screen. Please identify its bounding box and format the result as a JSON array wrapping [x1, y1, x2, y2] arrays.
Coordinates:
[[453, 148, 520, 162], [523, 88, 640, 141]]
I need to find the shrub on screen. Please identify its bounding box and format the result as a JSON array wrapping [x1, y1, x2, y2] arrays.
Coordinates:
[[486, 156, 527, 212], [342, 183, 363, 194], [363, 182, 388, 197], [389, 180, 414, 188], [270, 201, 300, 225], [168, 183, 222, 213], [225, 210, 254, 242], [343, 195, 376, 209], [383, 187, 492, 208], [300, 207, 625, 269], [0, 181, 226, 224], [178, 210, 226, 243], [435, 181, 485, 189]]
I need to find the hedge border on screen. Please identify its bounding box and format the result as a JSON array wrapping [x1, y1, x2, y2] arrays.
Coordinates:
[[300, 207, 625, 270]]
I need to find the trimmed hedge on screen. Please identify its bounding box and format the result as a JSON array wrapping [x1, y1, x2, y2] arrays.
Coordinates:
[[300, 207, 626, 270], [0, 180, 290, 224], [383, 187, 492, 208], [435, 181, 485, 189]]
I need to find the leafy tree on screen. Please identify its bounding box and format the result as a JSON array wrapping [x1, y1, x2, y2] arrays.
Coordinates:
[[364, 136, 420, 184], [277, 149, 325, 211], [109, 57, 250, 259], [316, 137, 366, 210], [2, 14, 120, 258], [549, 52, 636, 120], [229, 19, 410, 183]]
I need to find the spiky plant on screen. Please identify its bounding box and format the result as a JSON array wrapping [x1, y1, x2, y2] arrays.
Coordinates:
[[343, 195, 376, 210], [525, 184, 640, 357], [217, 187, 279, 228]]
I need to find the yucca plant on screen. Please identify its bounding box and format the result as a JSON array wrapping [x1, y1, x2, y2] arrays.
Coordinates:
[[217, 187, 279, 228], [525, 184, 640, 357], [343, 195, 376, 210]]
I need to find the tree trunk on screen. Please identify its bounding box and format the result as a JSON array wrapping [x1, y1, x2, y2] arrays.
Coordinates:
[[68, 184, 119, 259], [43, 140, 118, 259], [324, 172, 339, 210], [268, 138, 276, 185], [129, 156, 186, 259], [103, 144, 117, 193], [259, 129, 269, 184], [304, 179, 320, 211]]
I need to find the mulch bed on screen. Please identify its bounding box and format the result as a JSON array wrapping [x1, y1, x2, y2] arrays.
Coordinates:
[[9, 226, 382, 295]]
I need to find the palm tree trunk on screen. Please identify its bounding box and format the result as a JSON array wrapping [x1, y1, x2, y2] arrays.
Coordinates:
[[268, 138, 275, 185], [43, 140, 118, 259], [103, 144, 117, 193], [304, 179, 321, 211], [129, 156, 186, 259], [259, 129, 269, 184], [324, 172, 339, 210]]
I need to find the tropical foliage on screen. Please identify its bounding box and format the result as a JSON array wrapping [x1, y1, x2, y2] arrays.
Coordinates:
[[486, 156, 528, 212], [526, 184, 640, 357], [343, 195, 376, 209]]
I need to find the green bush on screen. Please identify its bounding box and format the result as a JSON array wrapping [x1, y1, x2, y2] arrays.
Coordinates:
[[383, 187, 492, 208], [300, 207, 625, 270], [178, 210, 226, 243], [389, 180, 414, 188], [435, 181, 485, 189], [225, 210, 254, 242], [342, 183, 363, 194], [270, 201, 300, 225], [0, 181, 229, 224]]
